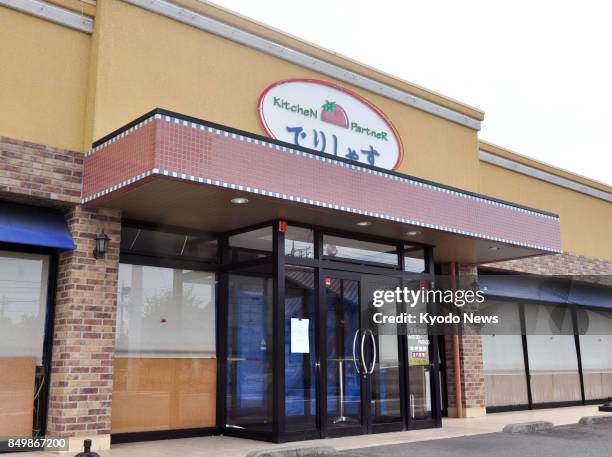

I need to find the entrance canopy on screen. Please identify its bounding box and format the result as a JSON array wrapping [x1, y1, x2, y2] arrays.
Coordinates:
[[82, 109, 562, 263]]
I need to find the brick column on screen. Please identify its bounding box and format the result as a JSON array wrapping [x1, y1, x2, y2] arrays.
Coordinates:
[[445, 333, 486, 418], [46, 206, 121, 452], [444, 264, 486, 418]]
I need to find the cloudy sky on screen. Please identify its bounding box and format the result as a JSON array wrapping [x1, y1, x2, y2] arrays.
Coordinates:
[[211, 0, 612, 186]]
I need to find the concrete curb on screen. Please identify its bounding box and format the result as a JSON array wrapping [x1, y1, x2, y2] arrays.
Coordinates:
[[579, 415, 612, 425], [245, 446, 337, 457], [502, 421, 554, 434]]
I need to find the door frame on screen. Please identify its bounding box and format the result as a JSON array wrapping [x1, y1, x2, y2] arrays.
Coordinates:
[[404, 251, 442, 430], [319, 269, 365, 438], [319, 269, 408, 437], [217, 219, 439, 443]]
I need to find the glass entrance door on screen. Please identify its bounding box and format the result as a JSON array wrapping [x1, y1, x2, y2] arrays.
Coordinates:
[[322, 271, 404, 436], [220, 222, 440, 443], [324, 273, 364, 435]]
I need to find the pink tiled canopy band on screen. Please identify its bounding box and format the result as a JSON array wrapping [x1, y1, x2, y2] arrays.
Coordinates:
[[83, 111, 562, 253]]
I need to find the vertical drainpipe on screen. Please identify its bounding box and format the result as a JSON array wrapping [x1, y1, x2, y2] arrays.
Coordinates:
[[450, 261, 463, 419]]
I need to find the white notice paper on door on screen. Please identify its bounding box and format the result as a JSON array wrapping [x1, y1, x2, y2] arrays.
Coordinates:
[[291, 318, 310, 353]]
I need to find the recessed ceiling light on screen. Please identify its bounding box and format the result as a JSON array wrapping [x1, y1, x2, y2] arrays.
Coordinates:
[[356, 221, 372, 226], [489, 246, 501, 251], [231, 197, 249, 204], [406, 230, 421, 236]]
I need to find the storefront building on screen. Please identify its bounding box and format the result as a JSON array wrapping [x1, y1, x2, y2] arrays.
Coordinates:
[[0, 0, 611, 452]]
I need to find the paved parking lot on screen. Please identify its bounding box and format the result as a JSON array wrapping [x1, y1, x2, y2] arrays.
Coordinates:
[[342, 422, 612, 457], [10, 406, 609, 457]]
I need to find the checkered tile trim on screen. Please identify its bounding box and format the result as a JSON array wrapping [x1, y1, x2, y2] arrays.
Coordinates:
[[83, 113, 563, 252]]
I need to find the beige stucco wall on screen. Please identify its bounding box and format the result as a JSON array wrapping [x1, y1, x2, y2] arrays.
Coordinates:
[[0, 1, 610, 261], [478, 158, 612, 261], [0, 7, 90, 152], [83, 1, 481, 191]]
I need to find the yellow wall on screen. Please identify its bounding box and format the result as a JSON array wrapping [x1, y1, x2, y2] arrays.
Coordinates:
[[0, 7, 90, 152], [170, 0, 484, 121], [1, 2, 610, 261], [478, 161, 612, 260], [84, 0, 480, 191]]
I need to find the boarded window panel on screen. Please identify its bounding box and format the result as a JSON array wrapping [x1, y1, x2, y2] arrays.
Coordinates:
[[579, 308, 612, 400], [525, 303, 581, 403], [112, 264, 216, 433], [481, 301, 528, 407], [0, 251, 49, 437], [111, 358, 216, 432]]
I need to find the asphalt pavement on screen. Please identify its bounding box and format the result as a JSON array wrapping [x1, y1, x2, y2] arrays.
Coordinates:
[[342, 422, 612, 457]]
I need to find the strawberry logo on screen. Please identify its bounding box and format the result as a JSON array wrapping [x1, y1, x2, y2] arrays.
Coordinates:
[[321, 100, 349, 128]]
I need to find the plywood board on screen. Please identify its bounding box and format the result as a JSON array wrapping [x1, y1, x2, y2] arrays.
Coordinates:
[[0, 358, 36, 436], [111, 358, 216, 433]]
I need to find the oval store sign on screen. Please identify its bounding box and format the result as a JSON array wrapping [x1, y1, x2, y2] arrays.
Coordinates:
[[258, 79, 403, 170]]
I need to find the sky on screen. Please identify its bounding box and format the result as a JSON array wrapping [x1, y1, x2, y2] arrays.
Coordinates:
[[210, 0, 612, 186]]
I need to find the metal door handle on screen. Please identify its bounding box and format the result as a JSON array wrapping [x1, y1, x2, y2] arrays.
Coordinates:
[[360, 332, 369, 375], [366, 329, 376, 374], [352, 329, 362, 375]]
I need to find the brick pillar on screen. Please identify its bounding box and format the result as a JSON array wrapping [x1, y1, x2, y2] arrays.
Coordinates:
[[46, 206, 121, 451], [444, 264, 486, 418]]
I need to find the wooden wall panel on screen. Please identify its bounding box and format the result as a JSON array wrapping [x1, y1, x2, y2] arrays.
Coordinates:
[[583, 372, 612, 400], [111, 357, 216, 433], [0, 358, 36, 436], [530, 372, 582, 403], [485, 372, 529, 407]]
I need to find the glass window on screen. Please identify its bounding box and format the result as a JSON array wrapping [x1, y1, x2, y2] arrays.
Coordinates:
[[121, 225, 217, 261], [364, 275, 403, 425], [227, 226, 272, 263], [0, 251, 49, 438], [226, 274, 274, 432], [398, 277, 433, 420], [112, 264, 216, 433], [525, 303, 581, 403], [403, 246, 426, 273], [284, 265, 316, 431], [578, 308, 612, 400], [322, 234, 398, 266], [285, 226, 314, 259], [407, 334, 432, 420], [481, 301, 528, 407]]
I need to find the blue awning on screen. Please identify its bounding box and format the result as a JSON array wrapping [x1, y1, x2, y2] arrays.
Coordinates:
[[0, 202, 76, 251], [480, 273, 612, 310]]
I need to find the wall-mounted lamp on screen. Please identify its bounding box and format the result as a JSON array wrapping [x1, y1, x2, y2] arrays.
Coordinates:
[[93, 229, 110, 259]]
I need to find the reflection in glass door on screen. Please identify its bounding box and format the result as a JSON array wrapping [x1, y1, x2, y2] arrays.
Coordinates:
[[370, 335, 403, 429], [225, 274, 274, 432], [325, 276, 363, 432], [323, 272, 405, 436], [407, 334, 433, 421], [284, 265, 317, 433]]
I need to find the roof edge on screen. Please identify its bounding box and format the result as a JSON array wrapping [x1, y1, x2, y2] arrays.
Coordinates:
[[155, 0, 485, 122], [479, 140, 612, 195]]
